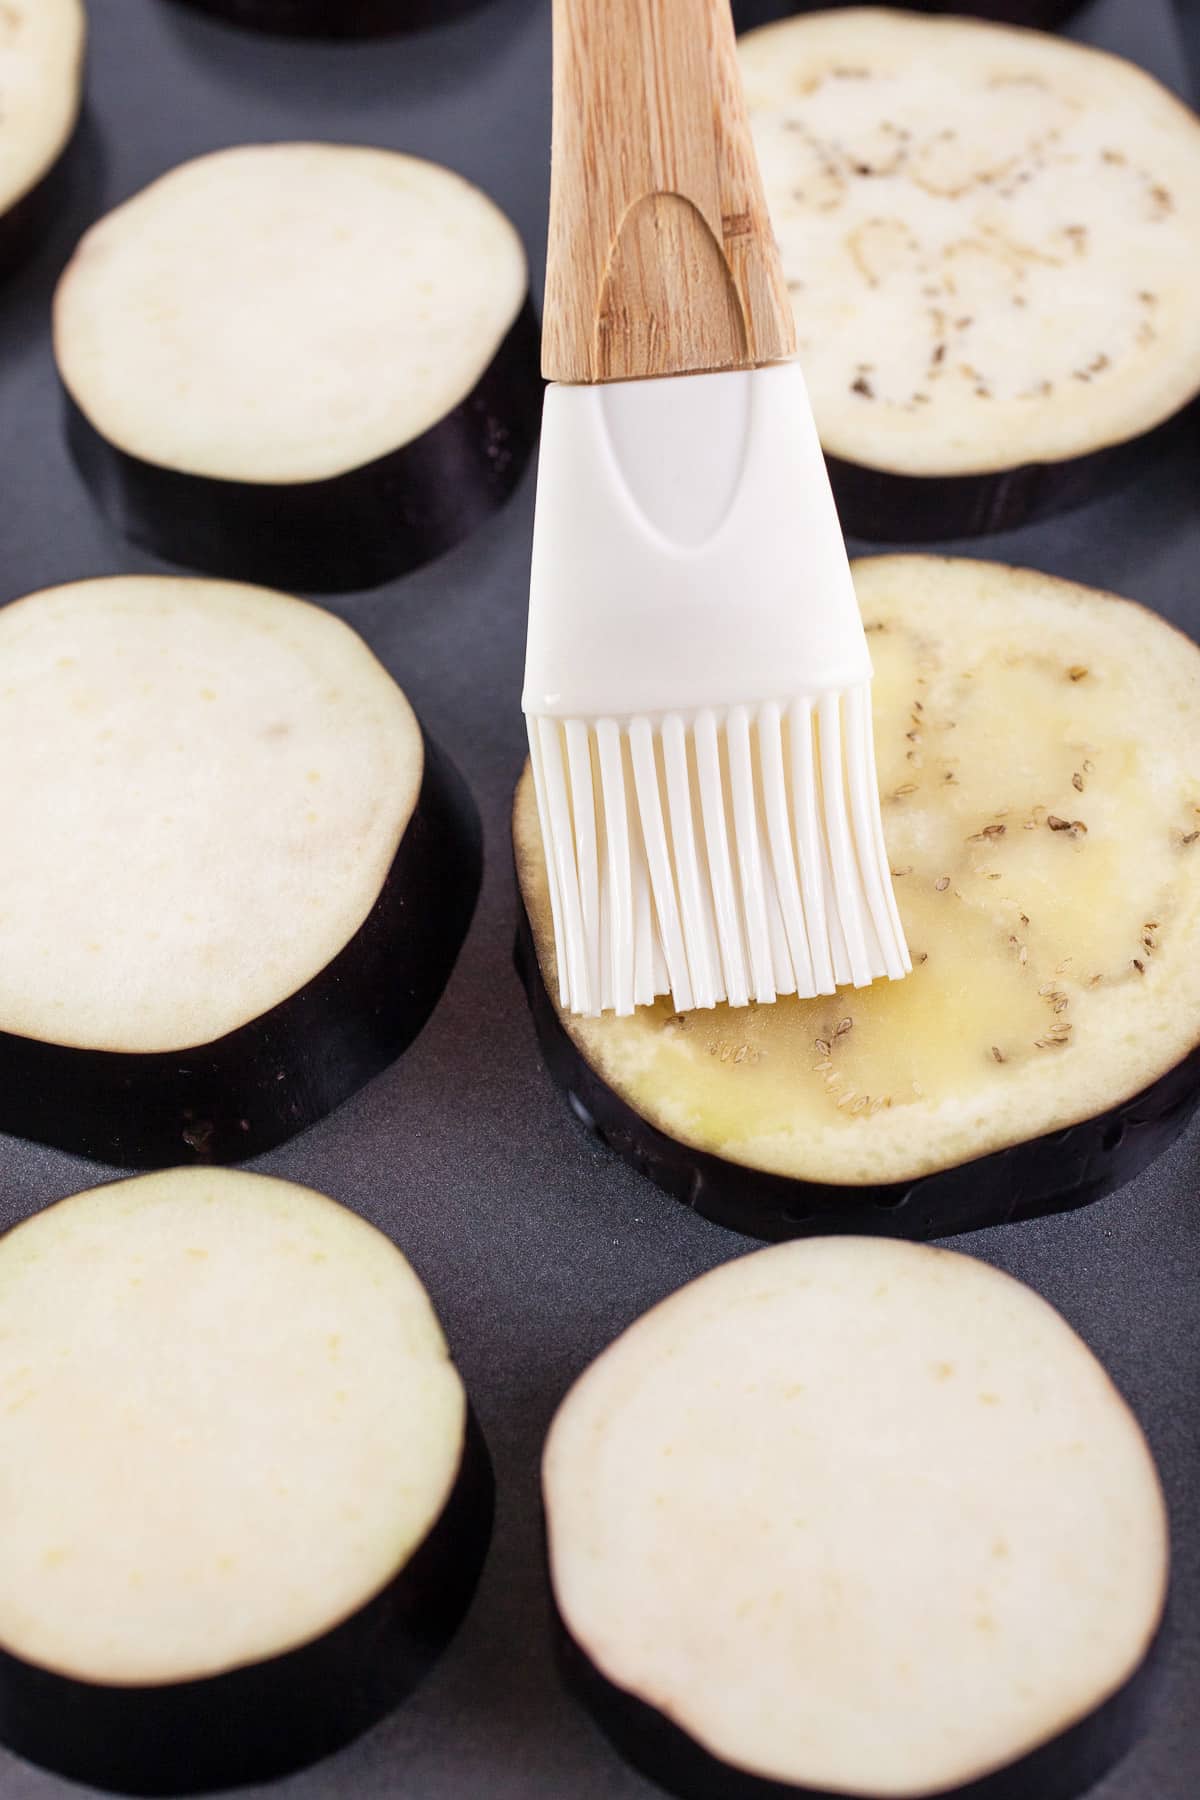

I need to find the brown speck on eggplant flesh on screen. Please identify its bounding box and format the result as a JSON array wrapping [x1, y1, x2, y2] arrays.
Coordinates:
[[748, 9, 1200, 541]]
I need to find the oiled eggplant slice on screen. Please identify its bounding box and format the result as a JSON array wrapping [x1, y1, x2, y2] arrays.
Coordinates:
[[514, 556, 1200, 1240], [739, 10, 1200, 539], [166, 0, 494, 32], [0, 1168, 492, 1795], [546, 1237, 1168, 1800], [0, 576, 480, 1168], [54, 145, 539, 592], [0, 0, 85, 277]]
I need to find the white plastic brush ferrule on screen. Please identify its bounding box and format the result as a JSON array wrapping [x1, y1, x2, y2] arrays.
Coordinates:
[[524, 363, 910, 1018], [523, 364, 871, 719]]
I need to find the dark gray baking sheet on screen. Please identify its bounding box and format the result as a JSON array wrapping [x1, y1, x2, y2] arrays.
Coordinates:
[[0, 0, 1198, 1795]]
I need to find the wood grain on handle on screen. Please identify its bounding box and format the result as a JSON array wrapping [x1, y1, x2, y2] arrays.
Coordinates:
[[542, 0, 797, 384]]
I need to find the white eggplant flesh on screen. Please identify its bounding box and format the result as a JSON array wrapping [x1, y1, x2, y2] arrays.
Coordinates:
[[545, 1236, 1168, 1800]]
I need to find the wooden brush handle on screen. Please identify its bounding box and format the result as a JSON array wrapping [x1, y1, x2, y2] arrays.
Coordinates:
[[542, 0, 798, 384]]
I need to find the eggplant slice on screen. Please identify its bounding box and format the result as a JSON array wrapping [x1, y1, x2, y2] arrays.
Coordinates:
[[514, 556, 1200, 1241], [0, 576, 480, 1168], [739, 9, 1200, 539], [0, 0, 85, 277], [0, 1168, 492, 1796], [54, 144, 539, 592], [164, 0, 496, 32], [545, 1236, 1168, 1800]]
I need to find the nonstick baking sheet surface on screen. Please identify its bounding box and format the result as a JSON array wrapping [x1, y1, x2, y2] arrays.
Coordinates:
[[0, 0, 1198, 1795]]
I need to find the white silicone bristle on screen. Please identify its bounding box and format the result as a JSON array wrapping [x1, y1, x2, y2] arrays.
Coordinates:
[[528, 688, 911, 1017]]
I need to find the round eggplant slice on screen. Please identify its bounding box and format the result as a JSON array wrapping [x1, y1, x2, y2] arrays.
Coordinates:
[[0, 0, 85, 277], [0, 1167, 492, 1796], [514, 556, 1200, 1241], [738, 10, 1200, 540], [164, 0, 496, 33], [53, 144, 539, 592], [545, 1236, 1168, 1800], [0, 575, 480, 1168]]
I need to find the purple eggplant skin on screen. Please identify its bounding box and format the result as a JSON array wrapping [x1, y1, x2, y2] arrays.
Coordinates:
[[732, 0, 1084, 29], [63, 301, 541, 594], [0, 119, 84, 282], [163, 0, 497, 36], [553, 1600, 1166, 1800], [0, 735, 480, 1171], [827, 396, 1200, 543], [514, 910, 1200, 1243], [0, 1409, 492, 1797]]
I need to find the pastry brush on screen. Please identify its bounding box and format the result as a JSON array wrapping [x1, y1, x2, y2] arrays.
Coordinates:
[[523, 0, 910, 1017]]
